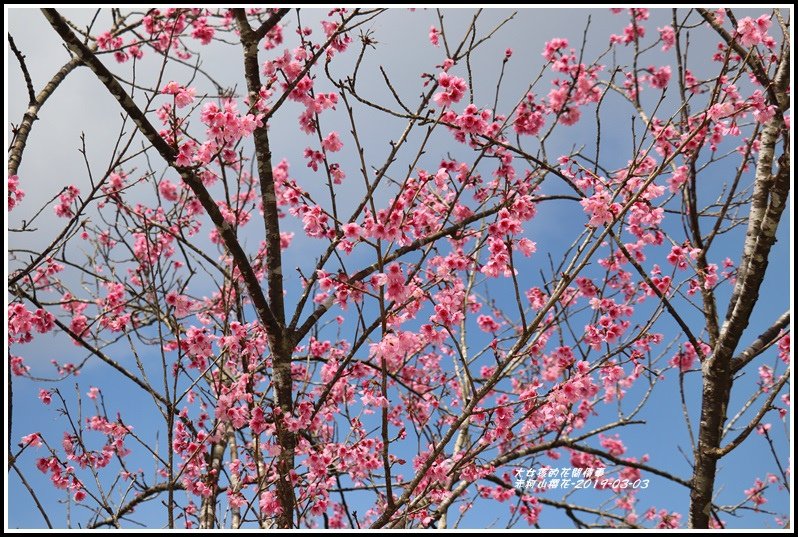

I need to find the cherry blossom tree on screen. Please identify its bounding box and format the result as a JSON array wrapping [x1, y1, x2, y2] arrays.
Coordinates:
[[7, 7, 790, 529]]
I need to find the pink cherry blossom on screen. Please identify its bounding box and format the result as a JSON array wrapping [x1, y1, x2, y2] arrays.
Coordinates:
[[322, 131, 344, 152], [161, 81, 196, 108], [581, 189, 619, 227], [158, 179, 181, 201], [744, 478, 767, 508], [54, 185, 80, 218], [39, 389, 52, 405], [429, 26, 440, 46], [514, 94, 545, 136], [433, 72, 467, 107], [648, 65, 671, 89], [658, 25, 676, 51], [342, 222, 362, 239], [6, 8, 788, 531], [477, 315, 500, 333], [736, 15, 771, 47], [8, 175, 24, 211], [21, 432, 43, 447], [542, 38, 568, 61]]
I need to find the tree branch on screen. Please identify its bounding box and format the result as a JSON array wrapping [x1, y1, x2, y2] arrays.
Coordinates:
[[251, 8, 291, 42], [8, 56, 81, 177], [8, 34, 36, 105], [711, 370, 789, 458], [234, 9, 296, 527], [15, 287, 169, 408], [88, 481, 185, 529], [41, 8, 281, 339], [696, 9, 787, 110], [10, 459, 53, 529], [731, 312, 790, 373], [293, 199, 511, 342], [689, 12, 790, 525], [568, 443, 692, 489], [233, 8, 286, 329]]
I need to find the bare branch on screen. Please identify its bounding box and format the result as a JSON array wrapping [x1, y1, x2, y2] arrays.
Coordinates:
[[731, 312, 790, 372]]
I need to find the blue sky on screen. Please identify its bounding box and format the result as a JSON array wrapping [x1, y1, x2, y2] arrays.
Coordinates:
[[6, 7, 791, 529]]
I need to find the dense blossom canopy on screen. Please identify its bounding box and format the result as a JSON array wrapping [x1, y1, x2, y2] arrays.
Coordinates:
[[7, 7, 790, 530]]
